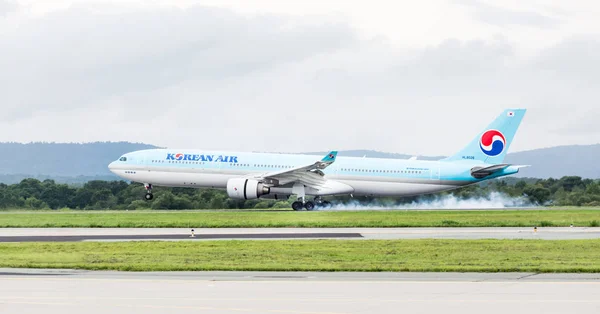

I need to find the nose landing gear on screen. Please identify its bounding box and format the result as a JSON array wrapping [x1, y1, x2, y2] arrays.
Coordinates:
[[143, 183, 154, 201]]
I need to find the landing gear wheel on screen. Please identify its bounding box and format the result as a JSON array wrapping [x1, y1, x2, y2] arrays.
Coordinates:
[[304, 201, 315, 211], [320, 200, 331, 208], [292, 201, 304, 211], [143, 183, 153, 201]]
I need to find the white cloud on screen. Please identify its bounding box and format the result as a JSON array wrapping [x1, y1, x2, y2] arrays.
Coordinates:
[[0, 5, 356, 118], [0, 1, 599, 156], [456, 0, 562, 29], [0, 0, 17, 16]]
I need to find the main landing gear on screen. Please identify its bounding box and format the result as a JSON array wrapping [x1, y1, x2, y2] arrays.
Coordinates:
[[143, 183, 154, 201], [290, 184, 330, 211], [314, 196, 331, 208], [291, 201, 305, 211], [291, 197, 331, 211]]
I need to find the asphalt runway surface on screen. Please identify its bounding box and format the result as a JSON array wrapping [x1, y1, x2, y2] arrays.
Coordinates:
[[0, 233, 363, 242], [1, 227, 600, 242], [1, 269, 599, 314]]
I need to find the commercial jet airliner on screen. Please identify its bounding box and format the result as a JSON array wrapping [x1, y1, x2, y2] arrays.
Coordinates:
[[109, 109, 527, 210]]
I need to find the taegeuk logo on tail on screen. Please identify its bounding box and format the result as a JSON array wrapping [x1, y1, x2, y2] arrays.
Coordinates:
[[479, 130, 506, 157]]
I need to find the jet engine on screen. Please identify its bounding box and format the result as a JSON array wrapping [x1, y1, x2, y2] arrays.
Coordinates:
[[226, 178, 270, 200]]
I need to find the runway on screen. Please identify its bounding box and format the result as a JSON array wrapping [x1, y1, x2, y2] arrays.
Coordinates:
[[0, 227, 600, 242], [0, 232, 363, 242], [1, 269, 599, 314]]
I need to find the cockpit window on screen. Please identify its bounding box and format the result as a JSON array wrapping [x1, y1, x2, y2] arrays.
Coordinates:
[[119, 157, 127, 161]]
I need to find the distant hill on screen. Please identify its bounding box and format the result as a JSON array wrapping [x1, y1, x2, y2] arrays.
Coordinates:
[[504, 145, 600, 179], [0, 142, 597, 183], [0, 142, 157, 178]]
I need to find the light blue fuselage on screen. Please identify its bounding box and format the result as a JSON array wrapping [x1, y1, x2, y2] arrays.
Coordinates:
[[108, 149, 520, 197]]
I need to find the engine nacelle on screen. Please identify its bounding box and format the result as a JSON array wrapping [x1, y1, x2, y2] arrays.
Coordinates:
[[226, 178, 270, 200]]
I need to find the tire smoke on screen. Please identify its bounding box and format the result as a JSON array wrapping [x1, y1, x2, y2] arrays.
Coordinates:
[[321, 192, 536, 210]]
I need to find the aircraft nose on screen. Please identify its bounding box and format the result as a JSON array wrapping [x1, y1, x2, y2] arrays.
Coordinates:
[[108, 161, 117, 173]]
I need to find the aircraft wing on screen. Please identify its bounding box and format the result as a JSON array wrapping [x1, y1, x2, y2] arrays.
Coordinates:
[[247, 151, 338, 188]]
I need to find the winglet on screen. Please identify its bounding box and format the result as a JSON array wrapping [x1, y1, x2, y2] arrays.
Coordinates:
[[321, 151, 338, 163]]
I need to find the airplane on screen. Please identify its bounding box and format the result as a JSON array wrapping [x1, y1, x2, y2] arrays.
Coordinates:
[[108, 109, 527, 210]]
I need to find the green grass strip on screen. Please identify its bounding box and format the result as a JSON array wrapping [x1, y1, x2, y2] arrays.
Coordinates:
[[0, 209, 599, 228], [0, 239, 599, 272]]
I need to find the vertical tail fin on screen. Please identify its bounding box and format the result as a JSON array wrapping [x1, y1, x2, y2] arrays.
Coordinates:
[[442, 109, 526, 163]]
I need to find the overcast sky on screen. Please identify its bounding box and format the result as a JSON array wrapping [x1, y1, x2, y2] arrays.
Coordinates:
[[1, 0, 599, 155]]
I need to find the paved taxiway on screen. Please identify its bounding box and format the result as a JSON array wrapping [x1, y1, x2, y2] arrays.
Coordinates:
[[1, 269, 599, 314], [0, 227, 599, 242]]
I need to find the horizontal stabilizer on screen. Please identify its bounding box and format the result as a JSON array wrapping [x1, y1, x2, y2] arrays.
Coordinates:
[[470, 164, 510, 179]]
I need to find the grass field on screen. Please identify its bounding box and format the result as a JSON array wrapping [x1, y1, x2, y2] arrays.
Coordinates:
[[0, 208, 599, 228], [0, 239, 598, 272]]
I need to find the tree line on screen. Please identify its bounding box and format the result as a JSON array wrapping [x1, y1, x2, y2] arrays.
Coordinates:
[[0, 176, 599, 210]]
